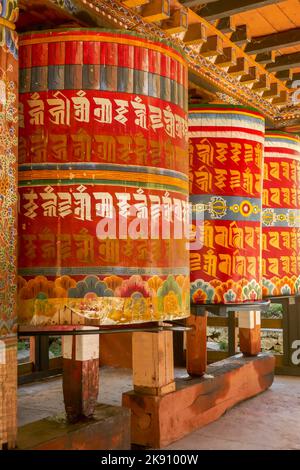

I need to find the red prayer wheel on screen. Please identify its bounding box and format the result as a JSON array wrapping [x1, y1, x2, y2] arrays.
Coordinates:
[[262, 132, 300, 296], [189, 105, 265, 304], [17, 29, 190, 327]]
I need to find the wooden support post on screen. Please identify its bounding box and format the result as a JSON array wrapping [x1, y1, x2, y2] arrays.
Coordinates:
[[132, 331, 175, 396], [238, 311, 261, 356], [0, 338, 17, 450], [62, 331, 100, 422], [186, 310, 207, 376]]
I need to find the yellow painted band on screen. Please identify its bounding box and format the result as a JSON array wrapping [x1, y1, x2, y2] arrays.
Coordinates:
[[0, 17, 16, 31], [19, 34, 187, 69], [18, 169, 189, 192]]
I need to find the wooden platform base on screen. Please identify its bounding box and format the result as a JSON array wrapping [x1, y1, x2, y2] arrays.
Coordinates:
[[17, 404, 131, 450], [123, 353, 275, 448]]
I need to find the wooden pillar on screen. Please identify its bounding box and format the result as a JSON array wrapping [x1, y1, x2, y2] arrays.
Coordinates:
[[238, 311, 261, 356], [62, 331, 100, 422], [0, 1, 19, 450], [186, 310, 207, 376], [132, 331, 175, 396]]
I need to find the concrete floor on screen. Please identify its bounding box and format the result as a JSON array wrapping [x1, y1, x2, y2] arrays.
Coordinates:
[[18, 368, 300, 450]]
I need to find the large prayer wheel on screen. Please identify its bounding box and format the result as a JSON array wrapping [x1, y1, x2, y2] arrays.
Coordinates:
[[17, 29, 190, 326], [189, 105, 265, 304], [262, 132, 300, 296]]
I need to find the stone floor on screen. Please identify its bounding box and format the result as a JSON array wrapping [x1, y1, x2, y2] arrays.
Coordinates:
[[18, 367, 300, 450]]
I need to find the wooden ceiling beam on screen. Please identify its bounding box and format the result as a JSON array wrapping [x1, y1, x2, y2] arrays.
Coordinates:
[[183, 22, 207, 45], [255, 51, 276, 64], [161, 8, 188, 34], [272, 90, 288, 106], [200, 35, 223, 57], [245, 28, 300, 55], [286, 73, 300, 88], [216, 16, 235, 34], [191, 0, 284, 22], [181, 0, 216, 9], [267, 52, 300, 72], [228, 57, 249, 77], [230, 24, 250, 47], [240, 65, 259, 84], [262, 82, 280, 99], [215, 47, 237, 67], [123, 0, 149, 7], [275, 69, 293, 81], [141, 0, 170, 22], [252, 74, 270, 91]]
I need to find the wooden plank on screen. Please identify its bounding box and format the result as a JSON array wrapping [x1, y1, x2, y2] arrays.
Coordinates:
[[207, 350, 229, 363], [215, 47, 237, 67], [261, 318, 283, 329], [183, 22, 207, 45], [207, 317, 230, 327], [17, 405, 131, 450], [193, 0, 283, 21], [200, 35, 223, 57], [255, 51, 276, 64], [161, 8, 188, 35], [132, 331, 175, 396], [230, 25, 250, 47], [267, 52, 300, 72], [141, 0, 170, 22], [246, 28, 300, 55]]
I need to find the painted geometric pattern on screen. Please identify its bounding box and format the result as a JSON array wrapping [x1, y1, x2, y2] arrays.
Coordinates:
[[263, 132, 300, 296], [0, 16, 18, 337], [189, 105, 265, 304]]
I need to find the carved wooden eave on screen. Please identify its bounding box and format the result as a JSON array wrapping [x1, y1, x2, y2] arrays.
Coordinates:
[[18, 0, 300, 129]]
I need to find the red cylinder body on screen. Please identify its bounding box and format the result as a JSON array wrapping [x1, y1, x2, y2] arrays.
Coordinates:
[[189, 105, 265, 304], [18, 29, 190, 326], [262, 132, 300, 296]]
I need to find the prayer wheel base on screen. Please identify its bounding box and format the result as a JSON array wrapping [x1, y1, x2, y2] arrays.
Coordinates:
[[122, 353, 275, 449], [17, 404, 131, 450]]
